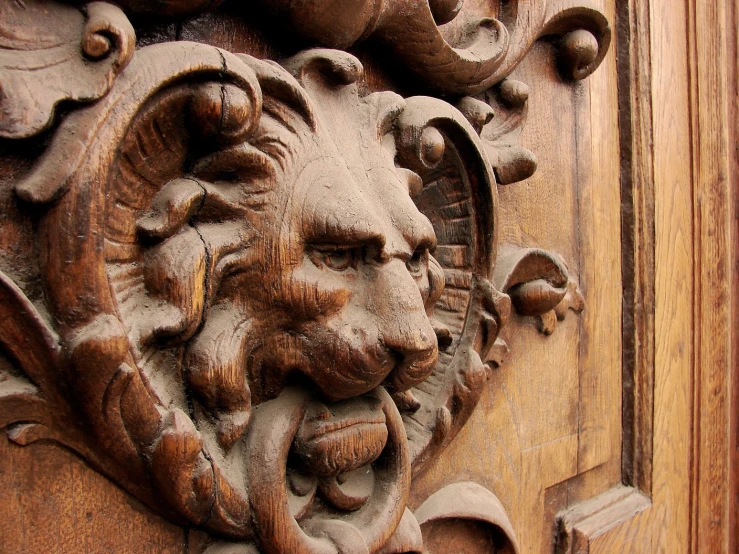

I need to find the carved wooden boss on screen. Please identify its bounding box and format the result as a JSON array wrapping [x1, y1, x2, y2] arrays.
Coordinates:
[[0, 1, 609, 552]]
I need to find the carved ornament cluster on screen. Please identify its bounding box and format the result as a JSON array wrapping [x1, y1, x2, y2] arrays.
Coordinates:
[[0, 1, 606, 553]]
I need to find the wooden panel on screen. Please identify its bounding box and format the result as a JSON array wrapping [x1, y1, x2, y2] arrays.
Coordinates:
[[0, 438, 185, 554], [687, 2, 734, 551], [557, 0, 739, 552]]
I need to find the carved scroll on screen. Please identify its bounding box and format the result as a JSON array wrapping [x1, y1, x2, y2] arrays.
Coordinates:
[[0, 0, 134, 139], [254, 0, 611, 94]]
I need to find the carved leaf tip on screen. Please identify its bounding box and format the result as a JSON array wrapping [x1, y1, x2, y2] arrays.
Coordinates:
[[558, 29, 601, 80], [494, 247, 585, 336], [0, 0, 135, 140], [0, 270, 60, 393], [543, 3, 612, 82], [415, 481, 519, 554], [283, 49, 364, 86], [429, 0, 465, 25]]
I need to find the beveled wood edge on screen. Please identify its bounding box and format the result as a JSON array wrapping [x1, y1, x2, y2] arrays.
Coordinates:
[[554, 485, 651, 554]]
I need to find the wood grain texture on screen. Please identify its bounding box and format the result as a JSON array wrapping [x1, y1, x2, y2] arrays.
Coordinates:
[[730, 1, 739, 550], [686, 1, 734, 551], [617, 0, 656, 496], [0, 438, 186, 554], [576, 0, 621, 480]]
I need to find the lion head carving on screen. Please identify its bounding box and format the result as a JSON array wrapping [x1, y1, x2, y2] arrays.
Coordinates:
[[8, 44, 508, 551], [111, 49, 450, 461]]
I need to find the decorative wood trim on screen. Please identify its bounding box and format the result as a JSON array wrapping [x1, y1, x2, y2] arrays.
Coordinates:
[[686, 1, 734, 551], [555, 485, 651, 554]]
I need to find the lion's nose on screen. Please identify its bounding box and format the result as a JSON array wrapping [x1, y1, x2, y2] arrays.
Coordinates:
[[373, 260, 439, 392], [384, 339, 438, 393]]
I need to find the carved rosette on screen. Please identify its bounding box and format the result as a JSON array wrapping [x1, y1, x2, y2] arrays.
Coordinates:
[[0, 2, 610, 553]]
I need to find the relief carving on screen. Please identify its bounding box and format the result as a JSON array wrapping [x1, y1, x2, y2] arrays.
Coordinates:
[[0, 2, 609, 552]]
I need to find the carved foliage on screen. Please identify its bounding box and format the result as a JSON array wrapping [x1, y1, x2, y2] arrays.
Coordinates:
[[0, 0, 134, 139], [254, 0, 611, 94]]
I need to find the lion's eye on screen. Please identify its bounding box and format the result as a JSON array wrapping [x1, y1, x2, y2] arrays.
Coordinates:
[[324, 250, 354, 271], [407, 248, 427, 276], [309, 246, 359, 272]]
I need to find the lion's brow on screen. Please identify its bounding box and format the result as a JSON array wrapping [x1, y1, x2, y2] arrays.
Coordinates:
[[311, 221, 386, 249]]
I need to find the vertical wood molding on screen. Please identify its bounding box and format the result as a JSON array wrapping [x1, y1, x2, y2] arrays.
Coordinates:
[[729, 1, 739, 550], [617, 0, 656, 497], [686, 1, 735, 552]]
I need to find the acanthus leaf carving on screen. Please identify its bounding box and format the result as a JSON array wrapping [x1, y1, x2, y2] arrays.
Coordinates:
[[0, 0, 135, 139], [494, 246, 585, 336], [457, 79, 539, 187]]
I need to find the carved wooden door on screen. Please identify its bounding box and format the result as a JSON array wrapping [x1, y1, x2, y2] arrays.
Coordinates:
[[1, 1, 737, 553]]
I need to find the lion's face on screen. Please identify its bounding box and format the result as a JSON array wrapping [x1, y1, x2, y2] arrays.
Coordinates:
[[227, 136, 442, 404]]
